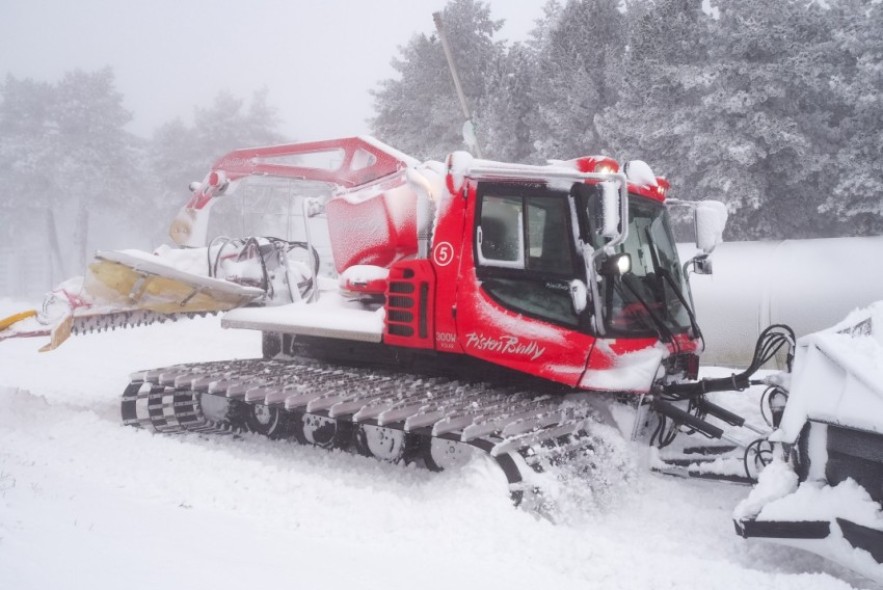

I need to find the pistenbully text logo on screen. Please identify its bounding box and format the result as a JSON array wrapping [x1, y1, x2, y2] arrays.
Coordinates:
[[464, 332, 546, 360]]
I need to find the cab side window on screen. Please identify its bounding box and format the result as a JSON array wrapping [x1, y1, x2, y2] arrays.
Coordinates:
[[526, 198, 572, 275], [478, 194, 574, 275], [475, 186, 580, 327], [478, 195, 524, 268]]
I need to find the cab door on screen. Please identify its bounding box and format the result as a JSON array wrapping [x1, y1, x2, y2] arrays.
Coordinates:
[[455, 182, 596, 387]]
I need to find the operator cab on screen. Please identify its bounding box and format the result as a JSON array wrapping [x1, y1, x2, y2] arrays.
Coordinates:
[[473, 180, 697, 343]]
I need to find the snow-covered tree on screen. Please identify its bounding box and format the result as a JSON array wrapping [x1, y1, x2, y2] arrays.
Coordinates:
[[529, 0, 627, 160], [474, 42, 539, 162], [596, 0, 712, 163], [370, 0, 504, 160], [820, 0, 883, 235], [0, 69, 138, 282], [54, 69, 138, 269], [595, 0, 716, 239], [694, 0, 853, 239], [598, 0, 876, 239], [366, 0, 880, 239], [146, 89, 284, 243]]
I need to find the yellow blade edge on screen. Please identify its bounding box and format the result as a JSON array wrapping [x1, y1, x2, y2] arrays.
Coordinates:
[[38, 313, 73, 352], [0, 309, 38, 331]]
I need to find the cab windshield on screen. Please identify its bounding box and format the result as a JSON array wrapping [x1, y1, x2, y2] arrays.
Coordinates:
[[578, 187, 695, 338]]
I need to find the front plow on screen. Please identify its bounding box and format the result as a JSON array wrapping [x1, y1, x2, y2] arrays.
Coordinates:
[[1, 249, 265, 350]]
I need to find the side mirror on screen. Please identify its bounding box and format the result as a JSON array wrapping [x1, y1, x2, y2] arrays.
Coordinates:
[[695, 200, 728, 254], [691, 254, 713, 275], [572, 182, 624, 243], [599, 181, 622, 239]]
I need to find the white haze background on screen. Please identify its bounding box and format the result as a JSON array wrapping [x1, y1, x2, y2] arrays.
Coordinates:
[[2, 1, 883, 588], [0, 0, 547, 140]]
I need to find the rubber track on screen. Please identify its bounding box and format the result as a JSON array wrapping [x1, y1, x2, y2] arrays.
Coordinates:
[[120, 357, 606, 505]]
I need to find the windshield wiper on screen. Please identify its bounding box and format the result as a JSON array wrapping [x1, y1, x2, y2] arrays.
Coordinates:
[[620, 274, 675, 344], [656, 267, 703, 344], [641, 225, 703, 342]]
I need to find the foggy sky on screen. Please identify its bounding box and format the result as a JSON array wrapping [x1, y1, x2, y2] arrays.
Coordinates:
[[0, 0, 547, 141]]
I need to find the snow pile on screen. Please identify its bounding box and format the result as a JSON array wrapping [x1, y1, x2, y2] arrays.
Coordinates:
[[623, 160, 658, 187], [521, 405, 638, 525], [752, 478, 883, 527], [0, 298, 873, 589], [734, 459, 800, 520], [579, 341, 667, 393], [737, 467, 883, 583]]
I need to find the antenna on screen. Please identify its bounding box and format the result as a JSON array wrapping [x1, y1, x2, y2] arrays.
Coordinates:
[[433, 11, 483, 158]]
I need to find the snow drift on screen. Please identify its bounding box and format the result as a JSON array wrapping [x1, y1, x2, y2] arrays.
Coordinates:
[[0, 299, 874, 589]]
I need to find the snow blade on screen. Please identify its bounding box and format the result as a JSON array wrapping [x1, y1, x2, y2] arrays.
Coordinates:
[[734, 304, 883, 583], [735, 518, 830, 540], [0, 245, 273, 351], [87, 250, 264, 313], [736, 515, 883, 571]]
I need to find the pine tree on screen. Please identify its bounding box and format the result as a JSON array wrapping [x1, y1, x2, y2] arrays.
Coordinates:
[[54, 69, 137, 269], [821, 0, 883, 234], [0, 69, 138, 282], [370, 0, 504, 160], [700, 0, 867, 238], [147, 89, 284, 242], [600, 0, 867, 239], [530, 0, 627, 160], [475, 42, 539, 162], [596, 0, 717, 240]]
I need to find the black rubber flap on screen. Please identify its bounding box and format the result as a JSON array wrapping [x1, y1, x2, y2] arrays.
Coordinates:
[[837, 518, 883, 563], [735, 518, 830, 539]]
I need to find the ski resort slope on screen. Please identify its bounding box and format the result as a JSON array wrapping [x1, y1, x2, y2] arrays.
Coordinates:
[[0, 299, 875, 590]]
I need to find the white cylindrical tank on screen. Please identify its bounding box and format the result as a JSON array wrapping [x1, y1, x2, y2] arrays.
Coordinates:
[[679, 236, 883, 368]]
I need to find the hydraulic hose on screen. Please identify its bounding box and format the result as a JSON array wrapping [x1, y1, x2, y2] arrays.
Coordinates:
[[662, 324, 795, 399]]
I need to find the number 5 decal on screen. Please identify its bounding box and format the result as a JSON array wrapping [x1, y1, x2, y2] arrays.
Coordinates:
[[433, 241, 455, 267]]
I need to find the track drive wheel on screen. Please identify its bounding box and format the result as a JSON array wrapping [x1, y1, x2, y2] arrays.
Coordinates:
[[244, 404, 292, 439], [197, 393, 249, 432], [354, 424, 412, 463], [423, 437, 475, 472], [293, 413, 346, 449]]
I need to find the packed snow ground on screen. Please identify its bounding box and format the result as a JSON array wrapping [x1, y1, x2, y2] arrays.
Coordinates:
[[0, 299, 877, 590]]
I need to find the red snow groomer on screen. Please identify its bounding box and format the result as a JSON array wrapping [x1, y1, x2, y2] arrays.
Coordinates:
[[1, 137, 788, 507], [171, 136, 702, 389]]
